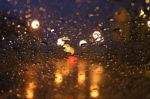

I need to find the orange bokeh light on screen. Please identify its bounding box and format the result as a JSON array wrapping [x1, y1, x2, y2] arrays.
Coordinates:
[[67, 56, 78, 69]]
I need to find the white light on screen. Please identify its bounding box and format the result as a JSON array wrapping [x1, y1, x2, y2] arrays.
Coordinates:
[[92, 31, 104, 42], [139, 9, 146, 18], [51, 29, 55, 32], [2, 36, 5, 40], [79, 40, 87, 47], [57, 38, 65, 46], [139, 9, 144, 17], [31, 20, 40, 29], [57, 36, 70, 46], [93, 31, 101, 39]]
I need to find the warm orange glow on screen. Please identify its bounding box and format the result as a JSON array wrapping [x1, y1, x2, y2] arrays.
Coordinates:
[[89, 65, 103, 98], [61, 66, 70, 76], [90, 85, 99, 98], [90, 89, 99, 98], [25, 82, 36, 99], [145, 0, 150, 3], [78, 72, 86, 85], [67, 56, 78, 69], [55, 71, 63, 85], [55, 60, 70, 77], [78, 61, 86, 85], [115, 9, 129, 22], [90, 66, 103, 85]]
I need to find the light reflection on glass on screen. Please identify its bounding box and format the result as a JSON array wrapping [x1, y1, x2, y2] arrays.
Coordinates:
[[25, 81, 36, 99], [78, 61, 86, 86], [54, 71, 63, 85], [22, 61, 105, 98], [89, 65, 103, 98], [31, 20, 40, 29], [24, 64, 37, 99], [90, 89, 99, 98]]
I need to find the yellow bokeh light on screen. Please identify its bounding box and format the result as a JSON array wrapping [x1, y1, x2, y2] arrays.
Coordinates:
[[55, 72, 63, 85], [145, 0, 150, 3], [78, 72, 86, 85], [63, 44, 75, 55], [31, 20, 40, 29], [90, 89, 99, 98]]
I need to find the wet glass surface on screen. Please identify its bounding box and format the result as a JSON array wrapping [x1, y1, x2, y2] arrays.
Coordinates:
[[0, 0, 150, 99]]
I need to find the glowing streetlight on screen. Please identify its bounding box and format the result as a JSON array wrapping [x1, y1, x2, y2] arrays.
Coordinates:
[[31, 20, 40, 29]]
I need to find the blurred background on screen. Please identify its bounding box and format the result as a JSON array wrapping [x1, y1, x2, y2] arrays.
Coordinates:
[[0, 0, 150, 99]]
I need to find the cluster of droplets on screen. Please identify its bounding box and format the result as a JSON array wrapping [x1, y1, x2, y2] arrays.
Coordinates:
[[0, 0, 150, 99]]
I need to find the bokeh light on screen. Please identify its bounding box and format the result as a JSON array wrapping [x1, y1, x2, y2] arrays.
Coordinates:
[[55, 71, 63, 85], [79, 40, 87, 47], [25, 82, 36, 99], [31, 20, 40, 29], [67, 56, 78, 69], [93, 31, 101, 39], [90, 89, 99, 98], [0, 0, 149, 99], [92, 31, 104, 42], [63, 44, 75, 55], [139, 9, 146, 18], [57, 38, 65, 46]]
